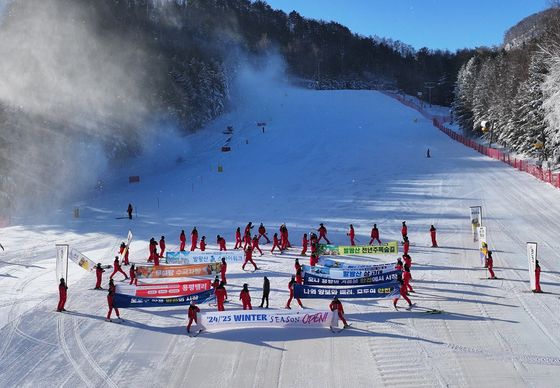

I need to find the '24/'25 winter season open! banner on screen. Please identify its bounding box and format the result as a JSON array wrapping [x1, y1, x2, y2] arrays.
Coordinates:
[[201, 310, 333, 330]]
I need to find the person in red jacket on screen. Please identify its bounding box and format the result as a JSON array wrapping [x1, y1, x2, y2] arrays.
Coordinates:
[[430, 225, 438, 247], [129, 264, 138, 286], [190, 227, 198, 251], [295, 268, 303, 284], [244, 222, 254, 237], [252, 235, 263, 256], [369, 224, 382, 245], [110, 256, 128, 280], [217, 235, 227, 251], [393, 275, 413, 310], [179, 230, 186, 251], [159, 236, 166, 258], [271, 233, 283, 253], [286, 276, 304, 309], [153, 251, 160, 267], [294, 258, 301, 273], [310, 233, 318, 255], [220, 257, 227, 284], [310, 254, 319, 267], [301, 233, 308, 256], [401, 221, 408, 240], [330, 296, 349, 328], [211, 275, 220, 291], [403, 236, 410, 255], [148, 238, 158, 262], [119, 242, 129, 265], [215, 281, 227, 311], [242, 246, 258, 271], [106, 279, 121, 321], [95, 263, 105, 290], [486, 250, 497, 279], [395, 258, 403, 271], [534, 259, 542, 293], [187, 301, 201, 333], [280, 224, 291, 250], [403, 265, 413, 293], [258, 223, 270, 243], [402, 253, 412, 268], [317, 223, 331, 244], [234, 227, 242, 249], [200, 236, 206, 251], [347, 224, 356, 246], [239, 283, 252, 310], [242, 230, 251, 250], [57, 278, 68, 312]]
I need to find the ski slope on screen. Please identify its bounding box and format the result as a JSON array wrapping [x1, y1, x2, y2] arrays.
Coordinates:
[[1, 87, 560, 388]]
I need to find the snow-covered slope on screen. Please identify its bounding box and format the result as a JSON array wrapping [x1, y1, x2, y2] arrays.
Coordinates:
[[1, 87, 560, 387]]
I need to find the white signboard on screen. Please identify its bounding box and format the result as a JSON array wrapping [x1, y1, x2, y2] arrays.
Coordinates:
[[527, 242, 537, 290], [470, 206, 482, 241], [201, 310, 333, 331], [55, 244, 69, 283]]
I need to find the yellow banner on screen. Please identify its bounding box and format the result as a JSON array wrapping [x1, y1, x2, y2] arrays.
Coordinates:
[[338, 241, 398, 255]]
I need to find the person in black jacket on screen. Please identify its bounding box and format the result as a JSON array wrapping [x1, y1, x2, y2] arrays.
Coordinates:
[[259, 276, 270, 308]]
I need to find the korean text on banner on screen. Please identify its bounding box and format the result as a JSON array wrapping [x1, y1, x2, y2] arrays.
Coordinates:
[[166, 251, 243, 265], [116, 279, 211, 297], [478, 226, 487, 265], [470, 206, 482, 241], [294, 281, 400, 299], [68, 248, 97, 272], [55, 244, 69, 282], [318, 257, 395, 269], [201, 310, 333, 331], [113, 288, 215, 308], [338, 241, 398, 255], [302, 263, 396, 279], [303, 270, 401, 286], [527, 242, 537, 290], [136, 263, 221, 279]]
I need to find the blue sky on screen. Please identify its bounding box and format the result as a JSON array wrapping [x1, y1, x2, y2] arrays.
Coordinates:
[[264, 0, 550, 51]]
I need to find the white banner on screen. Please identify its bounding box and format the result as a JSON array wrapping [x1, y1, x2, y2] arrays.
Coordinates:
[[55, 244, 69, 282], [68, 248, 97, 272], [470, 206, 482, 241], [120, 230, 133, 260], [166, 251, 243, 265], [527, 242, 537, 290], [477, 226, 487, 265], [201, 310, 333, 331]]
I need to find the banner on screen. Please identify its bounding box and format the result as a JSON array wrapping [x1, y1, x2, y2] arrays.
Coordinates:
[[318, 257, 395, 269], [337, 241, 398, 255], [478, 226, 487, 265], [470, 206, 482, 241], [120, 230, 133, 260], [166, 251, 243, 265], [527, 242, 537, 290], [201, 310, 333, 330], [303, 270, 401, 286], [68, 248, 97, 272], [55, 244, 69, 282], [316, 244, 340, 256], [294, 281, 400, 299], [303, 263, 396, 279], [136, 263, 222, 279], [116, 279, 211, 297], [113, 288, 215, 308]]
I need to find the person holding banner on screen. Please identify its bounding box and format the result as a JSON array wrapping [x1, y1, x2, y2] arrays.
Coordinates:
[[369, 224, 381, 245], [186, 301, 201, 333], [534, 260, 542, 293], [217, 235, 227, 251], [179, 230, 186, 251], [403, 265, 414, 293], [430, 225, 438, 247], [403, 254, 412, 268], [242, 246, 258, 271], [393, 275, 413, 310], [234, 227, 242, 249], [401, 221, 408, 240], [212, 275, 220, 291], [159, 236, 166, 258], [296, 267, 303, 285], [271, 233, 283, 253], [129, 264, 138, 286], [215, 281, 228, 311], [317, 223, 331, 244], [330, 296, 349, 328], [95, 263, 105, 290], [119, 242, 129, 266], [347, 224, 356, 246], [310, 254, 319, 267], [57, 278, 68, 312], [403, 236, 410, 255], [486, 250, 497, 279], [200, 236, 206, 251], [395, 258, 403, 271], [240, 284, 252, 310], [295, 258, 301, 272], [286, 276, 304, 309], [106, 279, 121, 321], [220, 258, 227, 284], [190, 227, 198, 251], [252, 235, 264, 256], [259, 276, 270, 308], [301, 233, 308, 255], [110, 256, 129, 280], [258, 223, 270, 243]]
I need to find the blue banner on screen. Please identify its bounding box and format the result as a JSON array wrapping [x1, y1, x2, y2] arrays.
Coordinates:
[[113, 288, 215, 308], [166, 251, 243, 265], [302, 264, 395, 279], [294, 281, 400, 299], [318, 257, 393, 269], [303, 270, 401, 286]]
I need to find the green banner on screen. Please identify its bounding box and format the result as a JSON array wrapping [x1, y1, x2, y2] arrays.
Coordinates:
[[338, 241, 398, 255]]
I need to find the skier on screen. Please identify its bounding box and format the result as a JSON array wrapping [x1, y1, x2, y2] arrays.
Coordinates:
[[301, 233, 308, 255], [179, 230, 186, 251], [95, 263, 105, 290], [280, 224, 291, 250], [403, 265, 414, 293], [200, 236, 206, 251], [110, 256, 128, 280], [127, 203, 133, 220], [119, 242, 129, 266], [217, 235, 227, 251], [234, 227, 242, 249], [294, 258, 301, 272], [330, 296, 349, 328], [220, 257, 227, 284], [317, 223, 331, 244], [242, 230, 251, 250], [153, 249, 160, 267], [403, 236, 410, 255], [242, 246, 258, 271], [106, 279, 121, 321], [347, 224, 356, 246], [148, 238, 158, 262], [486, 250, 497, 279], [129, 264, 138, 286], [430, 225, 438, 247], [426, 148, 431, 158], [211, 275, 220, 291], [252, 235, 263, 256], [310, 254, 319, 267], [286, 275, 303, 309], [258, 223, 270, 243], [395, 258, 403, 271], [402, 253, 412, 268], [295, 267, 303, 285], [215, 281, 227, 311], [259, 276, 270, 308], [159, 236, 166, 258], [271, 233, 283, 253], [534, 259, 542, 293], [187, 301, 201, 333], [393, 275, 413, 310], [244, 222, 254, 237], [190, 227, 198, 251], [57, 278, 68, 312], [239, 283, 252, 310], [310, 233, 318, 254], [401, 221, 408, 240], [369, 224, 382, 245]]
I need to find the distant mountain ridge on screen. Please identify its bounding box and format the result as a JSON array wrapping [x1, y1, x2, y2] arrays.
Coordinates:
[[504, 7, 560, 50]]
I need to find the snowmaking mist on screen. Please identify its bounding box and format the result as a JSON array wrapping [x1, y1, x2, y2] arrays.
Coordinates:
[[0, 0, 166, 219]]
